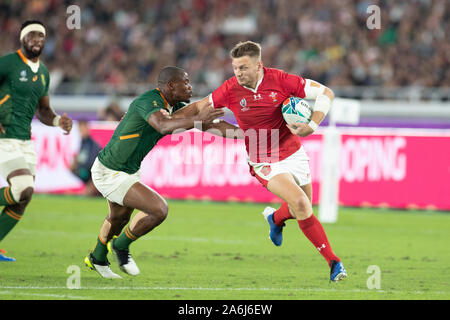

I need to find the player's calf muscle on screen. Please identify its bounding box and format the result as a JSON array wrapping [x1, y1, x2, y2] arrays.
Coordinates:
[[18, 187, 33, 203], [282, 195, 312, 220], [107, 214, 131, 232]]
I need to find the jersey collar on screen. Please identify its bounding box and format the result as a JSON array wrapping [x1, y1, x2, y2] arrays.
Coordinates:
[[155, 88, 169, 109], [156, 87, 174, 113], [241, 68, 264, 93], [17, 49, 40, 73], [16, 49, 29, 64]]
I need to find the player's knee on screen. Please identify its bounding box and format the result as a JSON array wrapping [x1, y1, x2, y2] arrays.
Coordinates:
[[10, 175, 35, 204], [153, 200, 168, 223]]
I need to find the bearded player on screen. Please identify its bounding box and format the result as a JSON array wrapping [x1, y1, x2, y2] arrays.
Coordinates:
[[175, 41, 347, 282], [84, 66, 242, 278], [0, 20, 73, 262]]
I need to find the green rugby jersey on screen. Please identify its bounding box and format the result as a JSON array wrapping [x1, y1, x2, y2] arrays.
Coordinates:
[[98, 88, 185, 174], [0, 50, 50, 140]]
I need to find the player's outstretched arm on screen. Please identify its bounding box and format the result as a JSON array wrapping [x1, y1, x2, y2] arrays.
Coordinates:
[[36, 96, 73, 135], [287, 79, 334, 137], [171, 96, 243, 139], [168, 95, 213, 119], [148, 102, 225, 135], [203, 120, 244, 139]]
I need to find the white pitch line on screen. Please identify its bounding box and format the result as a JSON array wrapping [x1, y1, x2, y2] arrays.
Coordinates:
[[0, 290, 89, 300], [0, 286, 447, 296], [16, 229, 252, 245]]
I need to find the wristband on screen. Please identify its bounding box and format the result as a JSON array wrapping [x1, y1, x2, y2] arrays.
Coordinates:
[[308, 120, 318, 131], [53, 115, 61, 127]]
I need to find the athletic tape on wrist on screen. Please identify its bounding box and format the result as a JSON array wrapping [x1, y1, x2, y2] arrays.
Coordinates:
[[308, 120, 319, 131], [313, 94, 331, 115], [53, 115, 61, 127]]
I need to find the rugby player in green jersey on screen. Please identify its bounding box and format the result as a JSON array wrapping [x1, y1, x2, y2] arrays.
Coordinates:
[[85, 66, 240, 278], [0, 20, 73, 262]]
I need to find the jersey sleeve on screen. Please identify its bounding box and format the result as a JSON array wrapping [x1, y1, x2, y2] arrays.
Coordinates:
[[210, 81, 229, 109], [41, 69, 50, 98], [280, 71, 306, 98], [134, 96, 165, 121]]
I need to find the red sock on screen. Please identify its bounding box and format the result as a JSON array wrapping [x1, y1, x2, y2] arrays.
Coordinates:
[[297, 214, 340, 267], [273, 202, 294, 226]]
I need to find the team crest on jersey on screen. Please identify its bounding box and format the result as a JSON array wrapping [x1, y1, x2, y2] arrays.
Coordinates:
[[19, 70, 28, 82], [269, 92, 278, 102], [240, 98, 249, 111], [32, 75, 38, 82]]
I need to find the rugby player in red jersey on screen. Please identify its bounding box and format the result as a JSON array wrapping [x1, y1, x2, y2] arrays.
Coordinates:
[[178, 41, 347, 282]]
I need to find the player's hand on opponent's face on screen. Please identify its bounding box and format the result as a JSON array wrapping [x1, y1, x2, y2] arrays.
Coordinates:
[[59, 113, 73, 135], [196, 103, 225, 124], [286, 123, 314, 137]]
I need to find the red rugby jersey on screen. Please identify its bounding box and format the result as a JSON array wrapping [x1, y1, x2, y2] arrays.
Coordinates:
[[210, 67, 306, 163]]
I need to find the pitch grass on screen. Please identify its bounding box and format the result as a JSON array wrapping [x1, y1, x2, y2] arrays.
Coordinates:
[[0, 194, 449, 300]]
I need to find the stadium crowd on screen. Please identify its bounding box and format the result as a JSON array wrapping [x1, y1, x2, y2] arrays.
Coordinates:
[[0, 0, 449, 96]]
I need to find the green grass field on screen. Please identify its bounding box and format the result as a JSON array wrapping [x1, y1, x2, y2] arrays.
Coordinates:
[[0, 194, 449, 300]]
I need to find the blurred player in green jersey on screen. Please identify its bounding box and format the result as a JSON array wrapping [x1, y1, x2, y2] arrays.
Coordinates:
[[0, 20, 73, 262], [85, 66, 241, 278]]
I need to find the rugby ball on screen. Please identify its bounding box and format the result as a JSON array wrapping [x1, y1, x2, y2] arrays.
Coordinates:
[[281, 97, 312, 125]]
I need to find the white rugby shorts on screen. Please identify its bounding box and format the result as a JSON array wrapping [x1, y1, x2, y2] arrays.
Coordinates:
[[91, 157, 140, 206], [0, 138, 37, 178], [249, 146, 311, 188]]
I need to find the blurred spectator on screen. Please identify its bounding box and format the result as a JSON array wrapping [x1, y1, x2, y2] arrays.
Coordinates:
[[1, 0, 448, 98], [70, 120, 101, 197], [97, 102, 124, 121]]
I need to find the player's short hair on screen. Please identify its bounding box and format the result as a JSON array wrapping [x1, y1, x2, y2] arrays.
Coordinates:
[[230, 41, 262, 60], [20, 20, 45, 31], [158, 66, 186, 86]]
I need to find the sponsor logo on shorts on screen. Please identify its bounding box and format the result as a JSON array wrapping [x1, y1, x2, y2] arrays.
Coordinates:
[[261, 165, 271, 176]]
